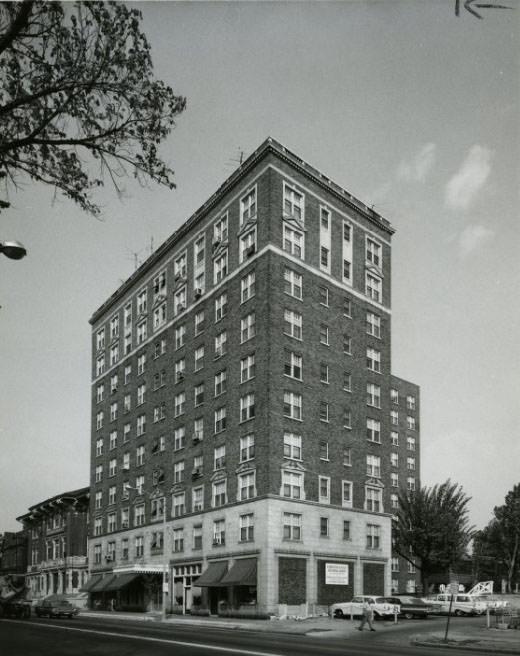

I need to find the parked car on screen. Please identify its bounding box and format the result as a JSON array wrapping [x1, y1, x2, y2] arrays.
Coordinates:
[[385, 595, 433, 619], [35, 599, 79, 618], [330, 595, 399, 619], [425, 593, 486, 616]]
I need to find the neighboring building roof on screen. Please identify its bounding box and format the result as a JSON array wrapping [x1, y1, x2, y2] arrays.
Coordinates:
[[89, 137, 395, 325], [16, 486, 90, 523]]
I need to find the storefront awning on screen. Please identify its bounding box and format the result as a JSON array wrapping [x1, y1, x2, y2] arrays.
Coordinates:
[[194, 561, 228, 587], [219, 558, 257, 587], [89, 574, 117, 592], [103, 572, 141, 592], [81, 574, 102, 592]]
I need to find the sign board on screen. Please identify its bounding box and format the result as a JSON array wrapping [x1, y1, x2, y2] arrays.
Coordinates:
[[325, 563, 349, 585], [447, 581, 459, 595]]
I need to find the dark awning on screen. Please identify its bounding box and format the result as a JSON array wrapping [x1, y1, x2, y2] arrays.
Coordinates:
[[219, 558, 257, 587], [81, 574, 103, 592], [103, 573, 141, 592], [194, 561, 228, 587], [90, 574, 117, 592]]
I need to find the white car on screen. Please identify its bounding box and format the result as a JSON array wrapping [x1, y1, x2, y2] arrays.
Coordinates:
[[425, 593, 487, 616], [330, 595, 400, 619]]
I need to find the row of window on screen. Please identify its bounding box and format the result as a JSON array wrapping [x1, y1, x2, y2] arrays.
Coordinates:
[[92, 512, 381, 564]]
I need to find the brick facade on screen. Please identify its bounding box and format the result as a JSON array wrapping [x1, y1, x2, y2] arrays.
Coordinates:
[[87, 138, 420, 614]]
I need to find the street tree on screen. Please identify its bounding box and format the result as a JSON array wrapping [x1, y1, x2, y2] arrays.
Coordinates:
[[393, 480, 474, 593], [0, 0, 186, 216], [473, 483, 520, 593]]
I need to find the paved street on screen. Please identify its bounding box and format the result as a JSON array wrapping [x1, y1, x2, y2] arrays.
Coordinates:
[[0, 614, 501, 656]]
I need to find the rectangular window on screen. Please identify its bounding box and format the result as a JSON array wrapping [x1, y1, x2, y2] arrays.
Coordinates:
[[240, 433, 255, 462], [240, 513, 254, 542], [238, 471, 255, 500], [282, 470, 302, 499], [174, 426, 185, 451], [213, 444, 226, 471], [215, 292, 228, 322], [174, 251, 187, 279], [390, 410, 399, 426], [137, 383, 146, 406], [283, 224, 304, 258], [214, 370, 227, 396], [241, 271, 256, 303], [407, 436, 416, 451], [391, 473, 399, 487], [366, 272, 382, 303], [366, 238, 382, 267], [192, 487, 204, 512], [283, 309, 302, 340], [214, 330, 227, 358], [343, 407, 351, 428], [320, 517, 329, 537], [391, 452, 399, 467], [241, 187, 257, 223], [173, 461, 185, 484], [320, 362, 329, 384], [136, 414, 146, 436], [239, 229, 257, 262], [343, 520, 351, 540], [174, 392, 186, 417], [96, 328, 105, 351], [343, 447, 352, 466], [283, 512, 302, 540], [194, 345, 204, 371], [284, 350, 302, 379], [175, 324, 186, 349], [390, 388, 399, 404], [173, 528, 184, 553], [407, 457, 416, 471], [172, 492, 185, 518], [284, 268, 303, 299], [319, 285, 329, 306], [194, 310, 205, 335], [367, 383, 381, 408], [213, 214, 228, 244], [343, 372, 352, 391], [283, 432, 301, 460], [366, 312, 381, 338], [319, 324, 329, 345], [212, 480, 227, 507], [343, 334, 351, 354], [136, 321, 147, 344], [367, 454, 381, 478], [213, 251, 228, 284], [319, 402, 329, 423], [137, 288, 147, 315], [283, 391, 302, 420], [213, 519, 226, 546], [240, 353, 255, 382], [342, 480, 353, 508], [407, 416, 416, 430], [366, 348, 381, 373], [406, 395, 416, 410], [240, 312, 256, 343], [366, 524, 381, 549], [319, 476, 330, 503], [194, 383, 204, 407], [134, 505, 145, 527], [319, 440, 329, 460], [367, 418, 381, 443], [283, 184, 304, 222], [365, 484, 382, 511], [214, 406, 226, 433], [320, 246, 329, 270], [153, 303, 167, 331], [240, 393, 255, 422], [174, 287, 187, 316]]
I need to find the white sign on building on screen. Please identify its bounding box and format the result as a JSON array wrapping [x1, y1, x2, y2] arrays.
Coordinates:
[[325, 563, 349, 585]]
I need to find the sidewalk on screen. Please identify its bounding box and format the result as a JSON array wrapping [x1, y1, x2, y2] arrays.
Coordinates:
[[412, 627, 520, 654]]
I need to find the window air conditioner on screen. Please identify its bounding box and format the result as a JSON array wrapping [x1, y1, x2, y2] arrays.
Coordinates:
[[194, 288, 202, 299]]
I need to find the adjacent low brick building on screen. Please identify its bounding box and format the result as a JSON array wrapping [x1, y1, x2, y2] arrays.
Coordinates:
[[87, 138, 420, 614], [17, 487, 89, 599]]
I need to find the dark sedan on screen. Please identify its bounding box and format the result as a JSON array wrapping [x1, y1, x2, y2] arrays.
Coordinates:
[[34, 599, 78, 618], [385, 595, 432, 619]]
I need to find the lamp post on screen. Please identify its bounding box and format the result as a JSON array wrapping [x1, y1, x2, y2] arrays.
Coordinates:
[[0, 240, 27, 260], [125, 485, 169, 620]]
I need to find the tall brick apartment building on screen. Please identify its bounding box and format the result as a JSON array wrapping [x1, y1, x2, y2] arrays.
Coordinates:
[[87, 138, 420, 615]]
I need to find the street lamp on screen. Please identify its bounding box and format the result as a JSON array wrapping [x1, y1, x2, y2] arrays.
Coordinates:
[[125, 485, 169, 620], [0, 240, 27, 260]]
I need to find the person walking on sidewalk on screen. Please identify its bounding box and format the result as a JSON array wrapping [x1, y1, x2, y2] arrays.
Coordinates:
[[358, 598, 376, 631]]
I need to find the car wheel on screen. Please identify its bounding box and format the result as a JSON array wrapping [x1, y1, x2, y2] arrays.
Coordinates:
[[454, 609, 464, 617], [404, 612, 414, 620], [333, 609, 344, 618]]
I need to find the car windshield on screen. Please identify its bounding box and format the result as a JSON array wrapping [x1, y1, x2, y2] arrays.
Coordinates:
[[375, 598, 386, 604]]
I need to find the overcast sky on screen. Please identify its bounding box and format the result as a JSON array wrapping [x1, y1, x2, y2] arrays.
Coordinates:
[[1, 0, 518, 533]]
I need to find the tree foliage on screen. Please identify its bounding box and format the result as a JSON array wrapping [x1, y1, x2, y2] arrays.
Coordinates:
[[0, 0, 186, 215], [393, 480, 474, 593], [473, 483, 520, 593]]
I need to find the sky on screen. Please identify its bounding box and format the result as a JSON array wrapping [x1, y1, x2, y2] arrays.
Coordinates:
[[1, 0, 519, 534]]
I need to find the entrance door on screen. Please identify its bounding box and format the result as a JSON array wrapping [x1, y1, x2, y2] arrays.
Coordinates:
[[184, 586, 192, 614]]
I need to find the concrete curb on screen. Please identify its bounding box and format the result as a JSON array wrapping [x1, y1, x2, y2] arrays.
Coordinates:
[[411, 636, 520, 655]]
